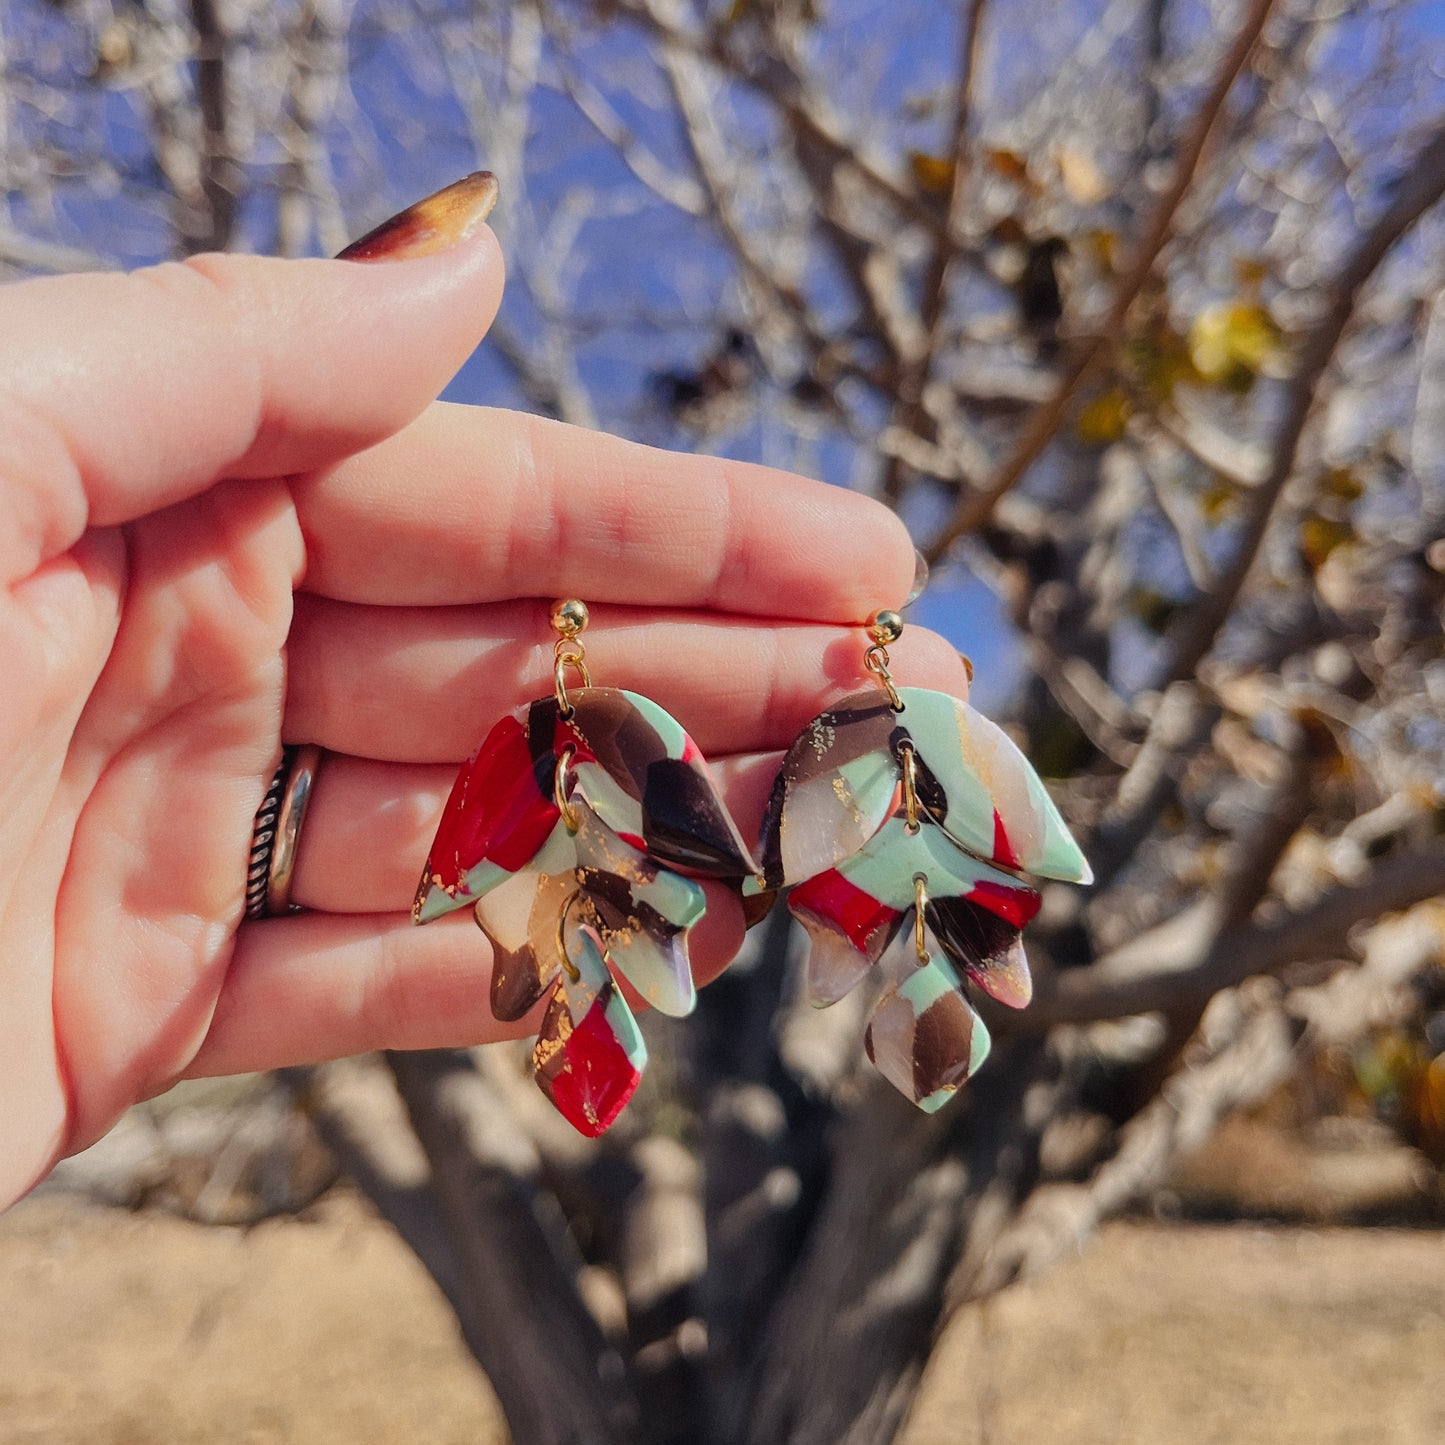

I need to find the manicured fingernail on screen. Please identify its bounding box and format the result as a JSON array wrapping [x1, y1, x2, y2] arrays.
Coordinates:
[[337, 172, 499, 262], [905, 548, 930, 605]]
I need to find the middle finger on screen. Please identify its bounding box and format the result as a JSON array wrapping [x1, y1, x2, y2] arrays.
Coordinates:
[[283, 596, 971, 762]]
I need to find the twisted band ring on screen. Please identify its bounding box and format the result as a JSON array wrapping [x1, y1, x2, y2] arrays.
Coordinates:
[[245, 744, 322, 919]]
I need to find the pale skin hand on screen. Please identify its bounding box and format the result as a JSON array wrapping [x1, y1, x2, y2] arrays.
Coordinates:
[[0, 222, 970, 1208]]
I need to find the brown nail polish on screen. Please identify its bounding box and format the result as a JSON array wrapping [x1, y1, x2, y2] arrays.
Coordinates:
[[337, 172, 499, 262]]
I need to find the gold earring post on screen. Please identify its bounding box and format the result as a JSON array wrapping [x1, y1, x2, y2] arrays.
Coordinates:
[[864, 608, 905, 711], [550, 599, 592, 717]]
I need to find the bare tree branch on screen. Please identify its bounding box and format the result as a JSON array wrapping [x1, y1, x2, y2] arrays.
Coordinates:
[[387, 1050, 639, 1444], [616, 0, 962, 246], [1164, 121, 1445, 681], [188, 0, 237, 251], [1033, 840, 1445, 1026], [924, 0, 1278, 560], [544, 34, 707, 216], [880, 0, 989, 503], [1085, 682, 1220, 891], [964, 996, 1296, 1298], [276, 0, 349, 257], [648, 14, 846, 386]]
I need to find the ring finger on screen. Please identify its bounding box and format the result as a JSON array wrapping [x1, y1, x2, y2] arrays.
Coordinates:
[[288, 750, 784, 915]]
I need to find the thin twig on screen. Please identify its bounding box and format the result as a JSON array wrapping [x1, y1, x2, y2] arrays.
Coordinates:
[[924, 0, 1278, 561], [881, 0, 989, 502], [620, 0, 962, 245], [1164, 122, 1445, 682]]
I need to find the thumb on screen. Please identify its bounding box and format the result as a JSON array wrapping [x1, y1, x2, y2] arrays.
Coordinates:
[[0, 172, 504, 587]]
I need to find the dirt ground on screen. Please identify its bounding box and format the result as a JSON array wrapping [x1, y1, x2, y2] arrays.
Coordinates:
[[2, 1190, 1442, 1445]]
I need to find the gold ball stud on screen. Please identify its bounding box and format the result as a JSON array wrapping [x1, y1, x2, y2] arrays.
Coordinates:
[[866, 608, 903, 646], [550, 598, 590, 638]]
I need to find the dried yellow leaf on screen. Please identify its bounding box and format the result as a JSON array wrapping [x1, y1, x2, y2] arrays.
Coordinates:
[[1057, 142, 1109, 204], [1189, 301, 1282, 392], [1076, 389, 1132, 445], [908, 151, 956, 196]]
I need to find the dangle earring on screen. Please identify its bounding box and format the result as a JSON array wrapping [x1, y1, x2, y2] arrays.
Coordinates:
[[413, 600, 758, 1136], [755, 610, 1091, 1112]]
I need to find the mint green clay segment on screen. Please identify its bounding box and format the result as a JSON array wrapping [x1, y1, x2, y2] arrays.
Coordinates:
[[601, 976, 649, 1072], [621, 689, 691, 759], [605, 930, 697, 1018], [838, 752, 894, 790], [835, 750, 902, 829], [968, 1007, 992, 1074], [416, 857, 510, 922], [895, 687, 997, 859], [635, 867, 706, 929], [837, 816, 1027, 912], [462, 856, 512, 897], [1039, 812, 1094, 885], [896, 951, 964, 1016], [895, 686, 1091, 885], [574, 761, 645, 842], [1005, 734, 1090, 882], [530, 820, 580, 877], [563, 923, 610, 1004], [914, 1084, 957, 1114]]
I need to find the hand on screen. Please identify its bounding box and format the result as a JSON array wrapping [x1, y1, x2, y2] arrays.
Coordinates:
[[0, 174, 970, 1206]]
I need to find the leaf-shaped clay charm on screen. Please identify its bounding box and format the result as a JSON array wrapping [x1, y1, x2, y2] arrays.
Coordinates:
[[892, 687, 1092, 885], [533, 925, 648, 1137], [546, 690, 759, 877], [476, 863, 578, 1022], [414, 712, 561, 922], [865, 953, 991, 1112], [756, 691, 899, 890], [415, 690, 758, 928], [572, 813, 705, 1017], [925, 895, 1033, 1010], [757, 687, 1091, 893]]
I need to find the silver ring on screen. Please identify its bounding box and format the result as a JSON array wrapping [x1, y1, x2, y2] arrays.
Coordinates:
[[245, 745, 322, 919]]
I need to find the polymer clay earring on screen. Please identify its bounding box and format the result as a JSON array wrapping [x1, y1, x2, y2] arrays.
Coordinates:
[[413, 600, 758, 1136], [755, 610, 1091, 1112]]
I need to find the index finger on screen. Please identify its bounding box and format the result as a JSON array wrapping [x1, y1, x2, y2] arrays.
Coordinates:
[[294, 402, 919, 622], [0, 176, 503, 588]]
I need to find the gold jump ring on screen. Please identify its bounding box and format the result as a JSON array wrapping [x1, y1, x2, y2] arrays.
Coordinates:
[[553, 744, 581, 832], [864, 644, 903, 711], [554, 889, 589, 983], [913, 873, 930, 964], [553, 649, 592, 718], [900, 741, 922, 834]]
